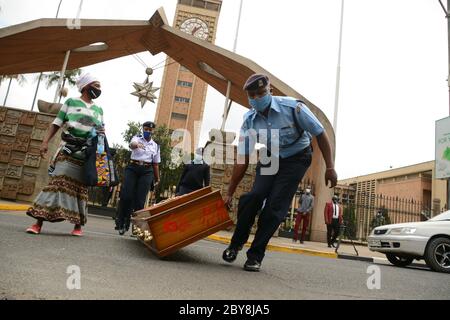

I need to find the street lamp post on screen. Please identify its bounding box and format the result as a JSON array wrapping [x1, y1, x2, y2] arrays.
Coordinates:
[[31, 0, 64, 110], [438, 0, 450, 211], [333, 0, 345, 136], [220, 0, 244, 131]]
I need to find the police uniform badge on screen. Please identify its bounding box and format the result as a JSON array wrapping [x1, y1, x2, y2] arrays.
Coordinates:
[[296, 105, 301, 113]]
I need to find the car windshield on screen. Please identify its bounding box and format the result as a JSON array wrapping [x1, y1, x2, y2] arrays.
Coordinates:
[[429, 210, 450, 222]]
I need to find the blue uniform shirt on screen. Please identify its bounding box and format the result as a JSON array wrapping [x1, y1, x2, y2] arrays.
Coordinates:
[[237, 96, 324, 158]]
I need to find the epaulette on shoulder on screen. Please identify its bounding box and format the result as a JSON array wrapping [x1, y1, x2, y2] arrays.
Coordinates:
[[276, 96, 298, 108]]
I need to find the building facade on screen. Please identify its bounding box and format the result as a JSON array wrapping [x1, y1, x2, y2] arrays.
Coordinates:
[[154, 0, 222, 152], [338, 161, 448, 216]]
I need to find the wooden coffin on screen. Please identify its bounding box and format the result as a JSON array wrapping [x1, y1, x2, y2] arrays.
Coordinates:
[[131, 186, 233, 257]]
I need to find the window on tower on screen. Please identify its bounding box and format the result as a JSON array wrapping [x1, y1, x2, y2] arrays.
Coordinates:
[[177, 80, 193, 88], [178, 0, 193, 6], [172, 112, 188, 120], [175, 96, 191, 103], [193, 0, 206, 9], [205, 2, 220, 11]]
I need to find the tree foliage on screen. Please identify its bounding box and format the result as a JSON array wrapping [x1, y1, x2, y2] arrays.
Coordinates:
[[41, 69, 82, 89]]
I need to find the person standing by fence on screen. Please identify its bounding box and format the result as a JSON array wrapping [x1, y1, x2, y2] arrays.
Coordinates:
[[324, 195, 343, 247], [293, 187, 314, 243]]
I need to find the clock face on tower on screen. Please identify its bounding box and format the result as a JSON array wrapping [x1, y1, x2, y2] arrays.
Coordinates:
[[180, 17, 209, 41]]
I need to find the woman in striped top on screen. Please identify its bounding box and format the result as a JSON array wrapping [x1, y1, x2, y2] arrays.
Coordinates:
[[26, 74, 104, 237]]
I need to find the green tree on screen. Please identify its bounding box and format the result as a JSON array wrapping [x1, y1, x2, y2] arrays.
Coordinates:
[[370, 206, 391, 231], [122, 121, 142, 144], [151, 125, 184, 203], [41, 69, 82, 102]]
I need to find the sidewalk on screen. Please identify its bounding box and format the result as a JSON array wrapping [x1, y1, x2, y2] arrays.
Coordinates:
[[206, 230, 386, 261], [0, 199, 30, 211]]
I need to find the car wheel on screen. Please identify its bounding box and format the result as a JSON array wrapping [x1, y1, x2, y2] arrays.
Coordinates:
[[424, 237, 450, 273], [385, 253, 414, 267]]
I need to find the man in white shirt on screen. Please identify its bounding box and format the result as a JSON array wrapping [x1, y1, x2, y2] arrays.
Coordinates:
[[115, 121, 161, 235]]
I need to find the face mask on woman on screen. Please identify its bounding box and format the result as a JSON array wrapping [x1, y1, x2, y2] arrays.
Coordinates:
[[87, 86, 102, 99]]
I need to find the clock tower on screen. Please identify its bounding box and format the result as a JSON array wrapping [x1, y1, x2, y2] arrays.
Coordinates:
[[154, 0, 222, 152]]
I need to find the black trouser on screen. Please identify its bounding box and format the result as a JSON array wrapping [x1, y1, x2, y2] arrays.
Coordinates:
[[230, 148, 312, 263], [116, 163, 154, 230], [326, 219, 340, 245]]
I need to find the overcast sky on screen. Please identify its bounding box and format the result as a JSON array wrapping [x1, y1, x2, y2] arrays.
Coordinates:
[[0, 0, 448, 180]]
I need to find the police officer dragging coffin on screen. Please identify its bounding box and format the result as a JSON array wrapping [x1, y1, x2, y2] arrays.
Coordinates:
[[222, 74, 338, 271], [115, 121, 160, 235]]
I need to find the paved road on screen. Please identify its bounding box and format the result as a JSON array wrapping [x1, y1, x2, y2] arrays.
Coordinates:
[[1, 211, 449, 300]]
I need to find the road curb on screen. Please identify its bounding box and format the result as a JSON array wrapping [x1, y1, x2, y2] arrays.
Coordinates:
[[0, 204, 30, 211], [338, 254, 428, 269], [206, 234, 338, 259]]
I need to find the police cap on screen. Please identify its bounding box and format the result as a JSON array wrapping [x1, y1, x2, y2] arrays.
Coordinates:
[[143, 121, 156, 129], [243, 74, 270, 91]]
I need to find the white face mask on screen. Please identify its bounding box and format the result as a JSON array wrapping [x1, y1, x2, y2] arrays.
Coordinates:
[[193, 153, 203, 163]]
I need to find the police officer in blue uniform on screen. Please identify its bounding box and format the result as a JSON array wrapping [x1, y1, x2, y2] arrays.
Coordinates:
[[222, 74, 338, 271], [115, 121, 160, 235]]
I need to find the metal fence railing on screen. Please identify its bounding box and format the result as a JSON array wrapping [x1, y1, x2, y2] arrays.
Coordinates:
[[340, 192, 430, 242]]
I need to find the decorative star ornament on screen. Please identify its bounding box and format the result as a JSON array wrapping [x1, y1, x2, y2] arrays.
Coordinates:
[[131, 76, 160, 108]]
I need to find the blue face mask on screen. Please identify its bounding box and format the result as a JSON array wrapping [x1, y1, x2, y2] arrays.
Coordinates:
[[143, 131, 152, 140], [249, 94, 272, 113]]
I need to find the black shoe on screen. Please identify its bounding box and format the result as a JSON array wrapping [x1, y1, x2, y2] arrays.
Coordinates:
[[119, 228, 125, 236], [328, 244, 332, 248], [300, 240, 304, 244], [222, 247, 239, 263], [243, 259, 261, 272]]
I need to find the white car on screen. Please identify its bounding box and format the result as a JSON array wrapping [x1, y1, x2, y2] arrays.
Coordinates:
[[368, 210, 450, 273]]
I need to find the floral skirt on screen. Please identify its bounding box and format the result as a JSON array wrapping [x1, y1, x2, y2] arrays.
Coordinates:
[[26, 152, 88, 225]]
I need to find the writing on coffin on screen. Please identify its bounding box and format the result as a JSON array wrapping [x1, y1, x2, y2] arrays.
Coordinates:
[[201, 199, 229, 228], [161, 199, 229, 233], [163, 214, 192, 233]]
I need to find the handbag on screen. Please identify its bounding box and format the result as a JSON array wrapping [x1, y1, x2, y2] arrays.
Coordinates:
[[84, 134, 119, 187]]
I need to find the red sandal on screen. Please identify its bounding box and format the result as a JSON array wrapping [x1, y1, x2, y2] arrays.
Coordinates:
[[26, 224, 41, 235], [71, 228, 83, 237]]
